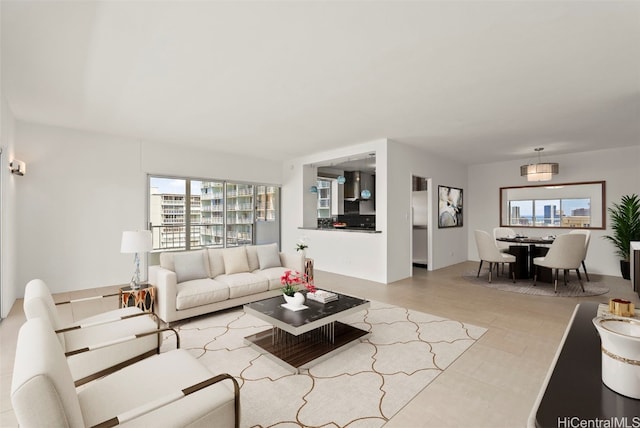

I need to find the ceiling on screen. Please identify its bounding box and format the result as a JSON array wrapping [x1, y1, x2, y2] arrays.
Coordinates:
[[2, 1, 639, 165]]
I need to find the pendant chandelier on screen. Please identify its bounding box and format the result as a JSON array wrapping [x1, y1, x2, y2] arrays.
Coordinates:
[[520, 147, 558, 182]]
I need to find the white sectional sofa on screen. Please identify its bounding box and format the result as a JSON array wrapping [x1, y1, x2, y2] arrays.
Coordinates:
[[149, 243, 304, 323]]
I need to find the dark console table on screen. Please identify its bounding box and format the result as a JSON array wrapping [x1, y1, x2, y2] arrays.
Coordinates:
[[497, 237, 553, 282], [529, 302, 640, 427]]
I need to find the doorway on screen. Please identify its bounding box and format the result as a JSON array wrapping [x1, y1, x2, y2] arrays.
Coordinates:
[[411, 176, 429, 270]]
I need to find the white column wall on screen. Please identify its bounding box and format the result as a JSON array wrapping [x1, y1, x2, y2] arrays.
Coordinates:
[[386, 140, 468, 280], [281, 139, 469, 284], [281, 139, 389, 283], [467, 146, 640, 277]]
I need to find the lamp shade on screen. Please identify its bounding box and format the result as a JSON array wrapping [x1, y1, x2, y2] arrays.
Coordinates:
[[520, 163, 559, 182], [120, 230, 152, 253]]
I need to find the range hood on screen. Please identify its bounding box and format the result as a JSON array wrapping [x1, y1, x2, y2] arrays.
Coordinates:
[[343, 171, 361, 201]]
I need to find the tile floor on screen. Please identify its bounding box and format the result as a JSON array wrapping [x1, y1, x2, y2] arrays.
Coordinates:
[[1, 261, 637, 427]]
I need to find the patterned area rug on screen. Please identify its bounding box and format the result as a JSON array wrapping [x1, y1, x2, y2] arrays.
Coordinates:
[[463, 270, 610, 297], [162, 301, 486, 427]]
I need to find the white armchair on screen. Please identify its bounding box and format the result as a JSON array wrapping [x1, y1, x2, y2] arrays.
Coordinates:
[[23, 279, 163, 386], [12, 318, 240, 428]]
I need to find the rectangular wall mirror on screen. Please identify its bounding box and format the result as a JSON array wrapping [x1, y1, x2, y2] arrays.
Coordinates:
[[500, 181, 606, 229]]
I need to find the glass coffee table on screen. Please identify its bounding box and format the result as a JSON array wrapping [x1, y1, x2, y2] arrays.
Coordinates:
[[243, 292, 370, 373]]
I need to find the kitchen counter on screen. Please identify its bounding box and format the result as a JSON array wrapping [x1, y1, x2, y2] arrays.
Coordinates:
[[299, 227, 381, 234]]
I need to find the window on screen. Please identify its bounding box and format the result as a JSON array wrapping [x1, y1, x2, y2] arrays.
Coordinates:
[[317, 179, 332, 218], [149, 176, 280, 251], [256, 185, 277, 222]]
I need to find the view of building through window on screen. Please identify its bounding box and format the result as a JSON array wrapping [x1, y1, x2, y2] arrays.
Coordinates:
[[317, 179, 332, 218], [149, 176, 278, 250], [508, 197, 591, 227]]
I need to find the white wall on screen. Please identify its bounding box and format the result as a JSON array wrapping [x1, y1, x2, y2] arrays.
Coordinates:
[[10, 121, 282, 306], [14, 122, 146, 295], [467, 146, 640, 277], [1, 97, 18, 318]]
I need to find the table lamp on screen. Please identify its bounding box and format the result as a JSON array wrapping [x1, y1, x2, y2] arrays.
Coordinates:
[[120, 230, 152, 289]]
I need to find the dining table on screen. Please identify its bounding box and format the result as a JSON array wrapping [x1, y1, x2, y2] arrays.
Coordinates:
[[496, 236, 555, 281]]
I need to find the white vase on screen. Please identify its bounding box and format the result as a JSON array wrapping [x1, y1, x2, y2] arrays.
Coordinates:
[[283, 291, 305, 308], [593, 316, 640, 399]]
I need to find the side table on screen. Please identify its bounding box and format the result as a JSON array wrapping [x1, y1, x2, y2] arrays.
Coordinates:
[[119, 284, 156, 313]]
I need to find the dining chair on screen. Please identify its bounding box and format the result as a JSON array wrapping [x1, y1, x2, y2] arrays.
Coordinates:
[[569, 229, 591, 281], [474, 230, 516, 283], [12, 317, 240, 428], [23, 278, 164, 386], [493, 226, 516, 275], [493, 227, 516, 253], [533, 233, 586, 293]]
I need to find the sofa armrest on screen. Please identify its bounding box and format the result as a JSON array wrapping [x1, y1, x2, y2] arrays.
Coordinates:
[[149, 266, 178, 324], [279, 252, 304, 273]]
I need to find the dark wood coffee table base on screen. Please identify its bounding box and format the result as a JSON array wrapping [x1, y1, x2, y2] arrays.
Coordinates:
[[244, 321, 370, 373]]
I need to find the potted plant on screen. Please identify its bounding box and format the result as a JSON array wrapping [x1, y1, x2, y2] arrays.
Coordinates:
[[280, 270, 316, 308], [295, 238, 308, 258], [603, 194, 640, 279]]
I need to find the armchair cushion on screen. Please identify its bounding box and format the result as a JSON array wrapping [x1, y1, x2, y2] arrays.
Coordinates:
[[173, 250, 210, 283], [257, 243, 282, 270], [78, 349, 237, 427], [64, 313, 160, 382]]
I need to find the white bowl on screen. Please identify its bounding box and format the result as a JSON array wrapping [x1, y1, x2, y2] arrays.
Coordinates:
[[592, 317, 640, 399]]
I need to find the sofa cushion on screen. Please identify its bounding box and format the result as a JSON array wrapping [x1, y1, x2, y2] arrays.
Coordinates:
[[159, 252, 176, 272], [222, 247, 250, 275], [207, 248, 225, 278], [257, 243, 282, 270], [173, 250, 209, 283], [176, 278, 230, 310], [245, 246, 260, 272], [216, 273, 269, 298], [254, 266, 289, 290]]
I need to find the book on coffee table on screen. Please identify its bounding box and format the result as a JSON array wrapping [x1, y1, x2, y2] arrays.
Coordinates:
[[307, 290, 338, 304]]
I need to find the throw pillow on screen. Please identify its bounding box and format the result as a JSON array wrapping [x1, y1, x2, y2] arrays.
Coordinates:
[[222, 246, 250, 275], [173, 250, 209, 283], [257, 243, 282, 270]]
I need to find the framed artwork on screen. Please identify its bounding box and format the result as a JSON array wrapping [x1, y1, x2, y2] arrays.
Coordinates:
[[438, 185, 463, 228]]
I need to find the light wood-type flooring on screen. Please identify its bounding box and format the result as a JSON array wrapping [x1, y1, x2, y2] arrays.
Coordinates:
[[2, 261, 638, 427]]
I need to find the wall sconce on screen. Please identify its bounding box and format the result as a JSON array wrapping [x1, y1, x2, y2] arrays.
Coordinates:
[[9, 160, 26, 176], [337, 175, 346, 184], [520, 148, 558, 182], [310, 185, 318, 193]]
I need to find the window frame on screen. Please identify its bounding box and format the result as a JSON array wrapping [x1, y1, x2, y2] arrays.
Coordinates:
[[500, 180, 605, 229]]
